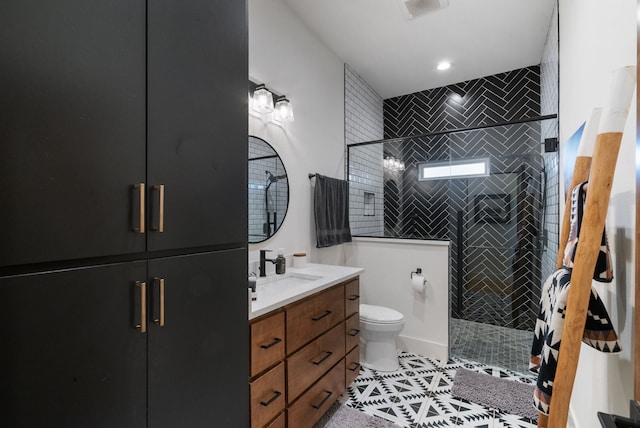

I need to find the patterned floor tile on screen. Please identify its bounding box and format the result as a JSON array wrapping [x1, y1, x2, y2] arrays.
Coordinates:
[[492, 412, 538, 428], [344, 351, 538, 428]]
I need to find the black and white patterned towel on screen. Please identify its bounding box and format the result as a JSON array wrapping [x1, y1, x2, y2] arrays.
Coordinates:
[[529, 181, 620, 415]]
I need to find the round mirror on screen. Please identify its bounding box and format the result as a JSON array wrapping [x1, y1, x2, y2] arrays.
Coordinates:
[[248, 136, 289, 243]]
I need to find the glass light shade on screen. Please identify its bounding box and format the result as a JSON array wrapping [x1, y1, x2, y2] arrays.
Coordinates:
[[252, 85, 274, 114], [274, 97, 294, 122]]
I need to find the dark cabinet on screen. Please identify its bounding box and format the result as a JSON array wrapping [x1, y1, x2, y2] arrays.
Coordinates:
[[1, 0, 248, 426], [0, 250, 248, 428], [147, 250, 249, 427], [0, 261, 149, 428], [147, 0, 248, 252], [0, 0, 147, 267], [0, 0, 247, 268]]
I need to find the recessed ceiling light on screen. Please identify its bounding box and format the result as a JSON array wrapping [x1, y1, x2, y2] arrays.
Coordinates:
[[437, 61, 451, 71]]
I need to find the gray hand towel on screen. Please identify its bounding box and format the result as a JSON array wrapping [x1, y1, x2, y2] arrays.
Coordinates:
[[314, 174, 352, 248]]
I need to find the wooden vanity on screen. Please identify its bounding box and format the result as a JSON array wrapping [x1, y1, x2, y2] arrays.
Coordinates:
[[249, 275, 361, 428]]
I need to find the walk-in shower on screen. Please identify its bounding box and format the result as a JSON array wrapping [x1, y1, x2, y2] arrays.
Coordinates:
[[347, 117, 559, 373]]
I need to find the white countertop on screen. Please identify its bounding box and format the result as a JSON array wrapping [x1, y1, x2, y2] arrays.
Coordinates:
[[249, 263, 364, 320]]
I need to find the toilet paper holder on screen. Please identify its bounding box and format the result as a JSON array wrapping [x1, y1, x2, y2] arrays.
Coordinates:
[[410, 268, 423, 279]]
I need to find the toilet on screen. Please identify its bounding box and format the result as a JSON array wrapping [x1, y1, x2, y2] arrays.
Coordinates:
[[359, 304, 405, 371]]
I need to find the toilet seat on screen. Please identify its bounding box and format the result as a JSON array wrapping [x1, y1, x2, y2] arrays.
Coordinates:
[[360, 304, 404, 324]]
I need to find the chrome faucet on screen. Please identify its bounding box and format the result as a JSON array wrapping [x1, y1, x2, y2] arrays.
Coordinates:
[[259, 249, 277, 277]]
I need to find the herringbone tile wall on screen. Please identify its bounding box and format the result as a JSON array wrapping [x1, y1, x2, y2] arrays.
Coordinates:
[[380, 66, 546, 330], [384, 66, 541, 139]]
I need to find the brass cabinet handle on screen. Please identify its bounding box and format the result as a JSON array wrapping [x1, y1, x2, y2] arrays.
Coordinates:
[[260, 338, 282, 349], [259, 390, 282, 407], [153, 184, 165, 232], [311, 390, 332, 409], [311, 351, 333, 366], [136, 281, 147, 333], [133, 183, 145, 233], [153, 277, 165, 327]]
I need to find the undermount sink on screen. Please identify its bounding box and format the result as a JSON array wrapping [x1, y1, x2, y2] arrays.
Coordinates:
[[257, 272, 322, 288]]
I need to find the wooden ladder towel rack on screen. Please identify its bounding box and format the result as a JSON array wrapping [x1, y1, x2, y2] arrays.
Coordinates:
[[537, 66, 635, 428]]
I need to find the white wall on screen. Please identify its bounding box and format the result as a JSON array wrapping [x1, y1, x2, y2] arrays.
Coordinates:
[[345, 238, 450, 361], [248, 0, 345, 270], [558, 1, 636, 426]]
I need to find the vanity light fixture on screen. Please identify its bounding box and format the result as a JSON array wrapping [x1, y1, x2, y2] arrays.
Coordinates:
[[273, 96, 294, 123], [252, 84, 274, 114]]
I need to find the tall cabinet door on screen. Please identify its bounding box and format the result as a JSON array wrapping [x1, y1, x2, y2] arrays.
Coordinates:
[[0, 1, 147, 267], [0, 261, 148, 428], [147, 249, 249, 428], [147, 0, 248, 251]]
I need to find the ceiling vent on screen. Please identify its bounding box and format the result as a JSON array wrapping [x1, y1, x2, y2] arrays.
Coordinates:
[[399, 0, 450, 20]]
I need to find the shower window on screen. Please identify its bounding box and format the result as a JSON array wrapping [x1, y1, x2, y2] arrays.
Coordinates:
[[417, 157, 490, 181]]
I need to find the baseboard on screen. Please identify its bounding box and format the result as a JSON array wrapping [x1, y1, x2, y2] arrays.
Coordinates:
[[397, 334, 448, 362], [567, 403, 579, 428]]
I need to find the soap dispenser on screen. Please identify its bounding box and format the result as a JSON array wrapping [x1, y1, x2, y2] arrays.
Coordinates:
[[275, 248, 286, 274]]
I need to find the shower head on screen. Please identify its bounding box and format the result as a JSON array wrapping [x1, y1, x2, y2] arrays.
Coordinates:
[[266, 170, 287, 183]]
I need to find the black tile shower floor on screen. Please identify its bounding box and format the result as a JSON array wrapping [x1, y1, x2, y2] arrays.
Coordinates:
[[450, 318, 533, 374]]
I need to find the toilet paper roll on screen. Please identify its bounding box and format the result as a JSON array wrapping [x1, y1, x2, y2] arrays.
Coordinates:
[[411, 274, 425, 292]]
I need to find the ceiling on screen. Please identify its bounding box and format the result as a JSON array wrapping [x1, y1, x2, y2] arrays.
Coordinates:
[[281, 0, 557, 99]]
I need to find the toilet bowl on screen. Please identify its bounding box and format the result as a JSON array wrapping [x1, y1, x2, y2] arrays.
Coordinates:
[[359, 304, 405, 371]]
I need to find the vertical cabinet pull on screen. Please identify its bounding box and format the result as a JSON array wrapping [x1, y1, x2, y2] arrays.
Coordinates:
[[153, 184, 165, 232], [133, 183, 145, 233], [153, 277, 165, 327], [136, 281, 147, 333]]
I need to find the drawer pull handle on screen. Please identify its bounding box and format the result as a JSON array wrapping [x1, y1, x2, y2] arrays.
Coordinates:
[[348, 329, 360, 337], [260, 390, 282, 407], [312, 390, 333, 409], [260, 338, 282, 349], [348, 294, 360, 301], [312, 351, 333, 365], [348, 362, 361, 372], [312, 310, 332, 321]]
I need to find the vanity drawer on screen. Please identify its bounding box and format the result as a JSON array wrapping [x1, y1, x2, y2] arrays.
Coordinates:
[[286, 285, 345, 354], [251, 311, 285, 377], [287, 321, 345, 402], [344, 278, 360, 317], [345, 313, 360, 352], [264, 412, 285, 428], [345, 345, 361, 387], [251, 362, 285, 428], [287, 359, 345, 428]]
